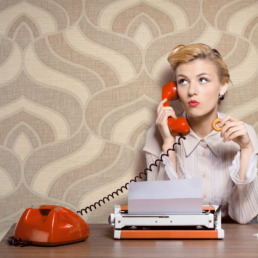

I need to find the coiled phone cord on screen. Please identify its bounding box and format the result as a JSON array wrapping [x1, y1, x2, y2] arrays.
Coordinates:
[[77, 133, 186, 215], [7, 134, 185, 247]]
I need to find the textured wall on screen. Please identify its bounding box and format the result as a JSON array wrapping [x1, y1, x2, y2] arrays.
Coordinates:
[[0, 0, 258, 238]]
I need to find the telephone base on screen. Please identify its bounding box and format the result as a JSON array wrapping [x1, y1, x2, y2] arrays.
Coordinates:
[[14, 205, 90, 246]]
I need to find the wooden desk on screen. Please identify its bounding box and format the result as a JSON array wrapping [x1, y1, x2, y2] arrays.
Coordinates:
[[1, 224, 258, 258]]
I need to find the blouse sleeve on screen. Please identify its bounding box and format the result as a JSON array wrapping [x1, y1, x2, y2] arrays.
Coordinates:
[[228, 175, 258, 224], [229, 150, 257, 185], [228, 124, 258, 224]]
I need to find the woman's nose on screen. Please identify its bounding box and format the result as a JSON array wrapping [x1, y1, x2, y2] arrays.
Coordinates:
[[188, 81, 198, 96]]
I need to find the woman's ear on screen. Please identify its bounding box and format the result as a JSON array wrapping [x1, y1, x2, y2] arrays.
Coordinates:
[[220, 81, 228, 96]]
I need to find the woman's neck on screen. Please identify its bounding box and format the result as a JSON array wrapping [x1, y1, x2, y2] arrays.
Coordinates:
[[186, 107, 218, 139]]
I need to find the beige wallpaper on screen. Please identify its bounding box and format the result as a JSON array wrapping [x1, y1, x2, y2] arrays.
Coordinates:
[[0, 0, 258, 238]]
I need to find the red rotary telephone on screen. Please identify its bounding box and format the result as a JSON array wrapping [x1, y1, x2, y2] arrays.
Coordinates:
[[162, 81, 190, 136], [9, 205, 89, 246]]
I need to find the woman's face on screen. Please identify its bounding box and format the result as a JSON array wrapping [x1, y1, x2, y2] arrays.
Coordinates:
[[175, 59, 228, 118]]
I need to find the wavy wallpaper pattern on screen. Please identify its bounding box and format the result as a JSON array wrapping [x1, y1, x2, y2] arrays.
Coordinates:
[[0, 0, 258, 239]]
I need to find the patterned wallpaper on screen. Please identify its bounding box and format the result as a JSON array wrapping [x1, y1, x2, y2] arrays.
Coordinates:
[[0, 0, 258, 238]]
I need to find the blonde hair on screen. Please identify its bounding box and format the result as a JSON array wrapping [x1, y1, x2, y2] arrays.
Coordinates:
[[167, 43, 230, 85]]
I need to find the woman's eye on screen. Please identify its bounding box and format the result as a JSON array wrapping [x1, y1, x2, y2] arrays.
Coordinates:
[[178, 79, 187, 85], [200, 78, 208, 83]]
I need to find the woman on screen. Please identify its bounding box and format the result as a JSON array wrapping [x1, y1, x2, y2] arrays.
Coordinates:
[[143, 43, 258, 224]]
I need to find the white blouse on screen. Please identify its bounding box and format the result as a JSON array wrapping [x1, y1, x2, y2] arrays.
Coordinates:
[[143, 111, 258, 224]]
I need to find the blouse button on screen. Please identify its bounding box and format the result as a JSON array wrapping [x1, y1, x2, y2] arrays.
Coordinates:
[[200, 142, 208, 147]]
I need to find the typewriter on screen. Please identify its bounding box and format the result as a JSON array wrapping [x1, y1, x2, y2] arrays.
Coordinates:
[[109, 204, 224, 239]]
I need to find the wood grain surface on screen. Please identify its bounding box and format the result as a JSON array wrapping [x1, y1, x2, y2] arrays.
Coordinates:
[[1, 224, 258, 258]]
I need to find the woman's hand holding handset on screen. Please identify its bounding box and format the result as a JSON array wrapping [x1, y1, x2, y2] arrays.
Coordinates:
[[156, 98, 177, 170], [156, 98, 177, 148]]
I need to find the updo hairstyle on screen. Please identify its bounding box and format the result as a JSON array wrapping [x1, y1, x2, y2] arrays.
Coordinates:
[[167, 43, 230, 85]]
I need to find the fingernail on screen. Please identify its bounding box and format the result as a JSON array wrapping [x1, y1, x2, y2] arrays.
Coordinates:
[[218, 123, 222, 127]]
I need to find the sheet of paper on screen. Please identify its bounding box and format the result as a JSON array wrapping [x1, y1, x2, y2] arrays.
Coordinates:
[[128, 178, 203, 215]]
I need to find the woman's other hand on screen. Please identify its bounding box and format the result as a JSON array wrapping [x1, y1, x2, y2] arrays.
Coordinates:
[[156, 99, 177, 146], [219, 115, 254, 151]]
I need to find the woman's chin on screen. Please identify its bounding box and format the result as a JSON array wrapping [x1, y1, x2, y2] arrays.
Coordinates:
[[185, 106, 217, 119], [184, 107, 201, 116]]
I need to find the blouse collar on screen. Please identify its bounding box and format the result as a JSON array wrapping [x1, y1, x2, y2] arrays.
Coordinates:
[[179, 110, 226, 157]]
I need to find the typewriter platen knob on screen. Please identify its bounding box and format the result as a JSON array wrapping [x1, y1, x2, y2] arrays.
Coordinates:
[[108, 214, 115, 226]]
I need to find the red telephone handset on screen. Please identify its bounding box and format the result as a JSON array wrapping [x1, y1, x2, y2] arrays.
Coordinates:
[[162, 81, 190, 136]]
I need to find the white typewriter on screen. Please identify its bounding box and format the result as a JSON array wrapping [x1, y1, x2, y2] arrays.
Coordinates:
[[109, 204, 224, 239], [108, 179, 224, 239]]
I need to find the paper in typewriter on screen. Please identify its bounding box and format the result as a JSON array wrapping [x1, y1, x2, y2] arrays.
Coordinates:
[[128, 178, 203, 215]]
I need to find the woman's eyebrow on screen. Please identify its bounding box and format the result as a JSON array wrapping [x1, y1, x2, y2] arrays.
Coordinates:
[[176, 74, 187, 78], [197, 72, 211, 77], [176, 73, 211, 78]]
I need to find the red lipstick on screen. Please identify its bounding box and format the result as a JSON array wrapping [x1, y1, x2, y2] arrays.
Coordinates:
[[189, 100, 200, 106]]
